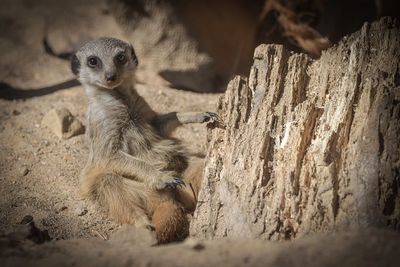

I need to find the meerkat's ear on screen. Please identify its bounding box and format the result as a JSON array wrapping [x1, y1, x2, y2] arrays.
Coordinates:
[[129, 44, 138, 66], [70, 54, 81, 76]]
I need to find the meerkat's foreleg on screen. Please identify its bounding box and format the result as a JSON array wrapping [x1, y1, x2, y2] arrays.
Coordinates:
[[107, 151, 185, 190], [154, 112, 219, 135]]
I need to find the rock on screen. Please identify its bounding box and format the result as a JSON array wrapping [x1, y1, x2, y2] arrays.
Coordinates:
[[12, 215, 52, 244], [184, 238, 205, 251], [41, 108, 85, 139], [55, 205, 68, 214], [20, 166, 29, 176], [74, 205, 88, 216], [20, 215, 33, 224]]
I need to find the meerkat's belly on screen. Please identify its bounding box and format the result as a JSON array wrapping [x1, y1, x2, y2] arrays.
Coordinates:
[[124, 124, 188, 173]]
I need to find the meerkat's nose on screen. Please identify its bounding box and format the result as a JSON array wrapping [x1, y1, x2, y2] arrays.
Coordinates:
[[105, 72, 117, 82]]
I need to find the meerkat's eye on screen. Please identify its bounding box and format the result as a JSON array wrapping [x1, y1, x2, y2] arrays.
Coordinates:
[[87, 56, 99, 68], [115, 53, 127, 65]]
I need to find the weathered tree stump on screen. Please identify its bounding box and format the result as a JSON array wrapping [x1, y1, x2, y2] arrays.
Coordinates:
[[190, 17, 400, 240]]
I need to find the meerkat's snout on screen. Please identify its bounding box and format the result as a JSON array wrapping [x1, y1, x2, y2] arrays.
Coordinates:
[[105, 72, 117, 82], [104, 71, 119, 88]]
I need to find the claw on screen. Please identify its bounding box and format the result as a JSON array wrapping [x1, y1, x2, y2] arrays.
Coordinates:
[[203, 112, 225, 129], [161, 178, 186, 190], [174, 178, 186, 187], [146, 224, 156, 231], [203, 112, 218, 122]]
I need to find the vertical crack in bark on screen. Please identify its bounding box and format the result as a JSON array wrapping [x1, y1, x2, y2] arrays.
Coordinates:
[[274, 50, 289, 106], [294, 105, 322, 195]]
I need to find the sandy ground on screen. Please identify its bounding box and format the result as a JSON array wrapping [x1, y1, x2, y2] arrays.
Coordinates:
[[2, 227, 400, 267]]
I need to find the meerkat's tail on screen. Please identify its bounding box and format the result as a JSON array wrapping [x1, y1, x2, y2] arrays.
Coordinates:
[[152, 157, 204, 244], [151, 156, 205, 244], [152, 200, 189, 244], [151, 157, 204, 243]]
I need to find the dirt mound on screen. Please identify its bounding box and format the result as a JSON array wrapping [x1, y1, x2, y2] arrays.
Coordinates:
[[2, 228, 400, 267]]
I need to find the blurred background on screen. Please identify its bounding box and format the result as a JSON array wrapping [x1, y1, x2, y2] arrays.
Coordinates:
[[0, 0, 399, 93]]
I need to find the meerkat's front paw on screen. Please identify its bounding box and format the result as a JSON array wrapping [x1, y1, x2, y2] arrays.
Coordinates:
[[202, 112, 225, 129], [201, 112, 219, 123], [155, 177, 185, 190]]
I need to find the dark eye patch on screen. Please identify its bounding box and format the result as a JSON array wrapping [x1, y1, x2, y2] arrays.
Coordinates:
[[115, 52, 127, 65], [70, 54, 80, 75], [87, 56, 101, 68]]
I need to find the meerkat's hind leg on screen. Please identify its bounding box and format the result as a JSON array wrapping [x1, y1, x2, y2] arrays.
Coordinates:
[[92, 173, 154, 228], [100, 175, 190, 243]]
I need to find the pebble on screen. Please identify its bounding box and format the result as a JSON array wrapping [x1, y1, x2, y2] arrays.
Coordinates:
[[20, 215, 34, 224], [184, 238, 205, 251], [55, 205, 68, 214], [41, 108, 85, 139], [21, 167, 29, 176], [75, 206, 88, 216], [60, 206, 68, 211], [110, 225, 157, 246]]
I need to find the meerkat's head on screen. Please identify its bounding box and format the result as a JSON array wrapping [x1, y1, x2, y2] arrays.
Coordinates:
[[71, 37, 138, 89]]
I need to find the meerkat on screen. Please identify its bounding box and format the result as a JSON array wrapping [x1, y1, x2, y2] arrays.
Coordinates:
[[70, 37, 218, 243]]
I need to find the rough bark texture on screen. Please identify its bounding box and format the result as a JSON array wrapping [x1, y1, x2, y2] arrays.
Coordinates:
[[190, 17, 400, 240]]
